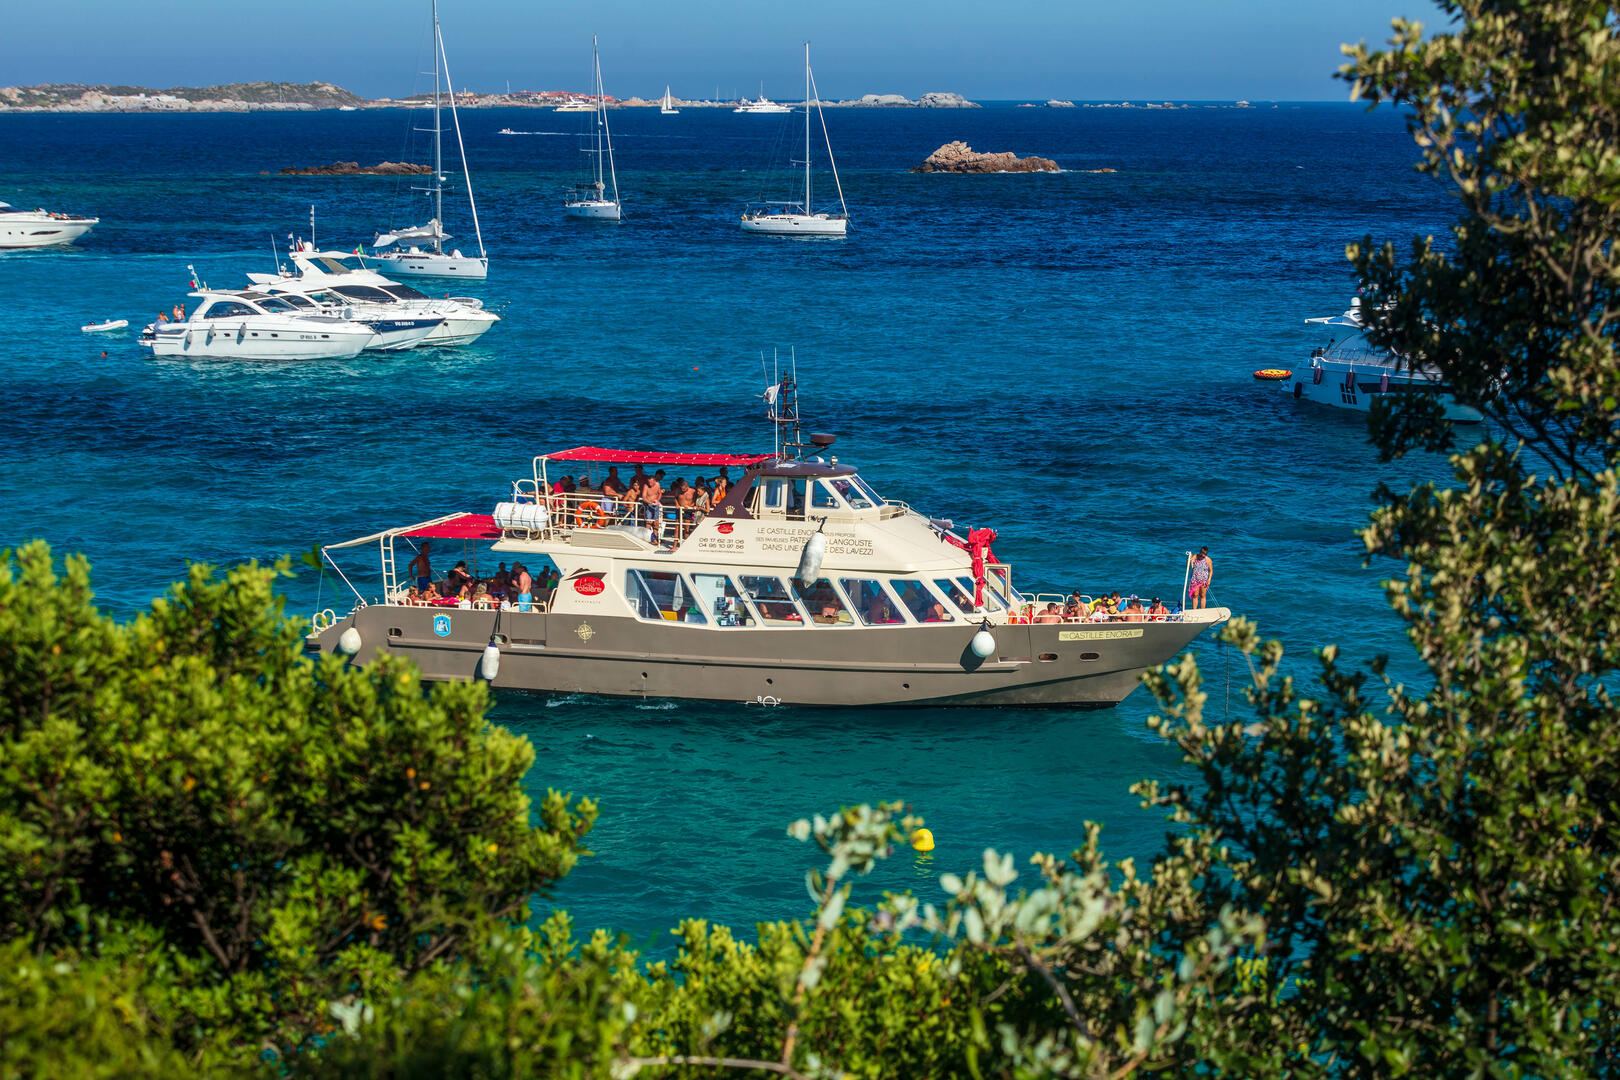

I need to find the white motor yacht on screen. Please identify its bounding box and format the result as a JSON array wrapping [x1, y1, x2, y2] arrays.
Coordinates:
[[734, 88, 791, 114], [247, 245, 499, 348], [740, 45, 849, 237], [369, 0, 489, 280], [1275, 298, 1482, 423], [563, 37, 623, 221], [0, 202, 99, 249], [141, 291, 375, 361]]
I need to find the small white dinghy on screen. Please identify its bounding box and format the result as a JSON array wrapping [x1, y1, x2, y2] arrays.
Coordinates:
[[81, 319, 128, 333]]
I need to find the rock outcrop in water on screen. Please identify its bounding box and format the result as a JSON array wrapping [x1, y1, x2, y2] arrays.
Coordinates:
[[911, 141, 1060, 173], [277, 161, 432, 176]]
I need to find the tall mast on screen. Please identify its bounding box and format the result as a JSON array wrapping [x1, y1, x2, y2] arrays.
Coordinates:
[[431, 0, 444, 253], [803, 42, 811, 212], [596, 38, 619, 208], [437, 5, 485, 258]]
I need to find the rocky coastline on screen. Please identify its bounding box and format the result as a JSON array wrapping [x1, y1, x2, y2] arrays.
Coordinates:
[[912, 141, 1060, 174], [276, 161, 431, 176]]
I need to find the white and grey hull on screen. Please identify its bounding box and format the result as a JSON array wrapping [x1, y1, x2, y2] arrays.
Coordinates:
[[309, 604, 1229, 708], [740, 213, 847, 236], [372, 251, 489, 280]]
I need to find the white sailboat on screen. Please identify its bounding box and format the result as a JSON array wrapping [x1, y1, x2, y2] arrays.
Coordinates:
[[370, 0, 489, 280], [661, 85, 679, 114], [563, 37, 622, 221], [740, 44, 849, 237]]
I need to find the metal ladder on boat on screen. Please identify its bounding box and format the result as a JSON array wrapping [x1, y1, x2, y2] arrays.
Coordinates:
[[379, 536, 400, 601]]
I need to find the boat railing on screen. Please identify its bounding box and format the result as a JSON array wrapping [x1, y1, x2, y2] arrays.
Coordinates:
[[500, 489, 709, 550], [1003, 589, 1187, 624]]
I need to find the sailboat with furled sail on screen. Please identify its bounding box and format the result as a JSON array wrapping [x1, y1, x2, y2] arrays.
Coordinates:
[[371, 0, 489, 279], [563, 37, 622, 221], [740, 43, 848, 236]]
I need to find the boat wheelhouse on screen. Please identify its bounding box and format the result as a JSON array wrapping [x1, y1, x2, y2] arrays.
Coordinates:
[[307, 440, 1230, 708]]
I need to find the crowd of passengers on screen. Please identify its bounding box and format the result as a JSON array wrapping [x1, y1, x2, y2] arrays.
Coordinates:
[[539, 465, 733, 539], [1009, 591, 1174, 623], [399, 544, 558, 610]]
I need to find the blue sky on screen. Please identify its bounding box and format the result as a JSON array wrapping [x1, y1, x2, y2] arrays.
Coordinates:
[[0, 0, 1428, 101]]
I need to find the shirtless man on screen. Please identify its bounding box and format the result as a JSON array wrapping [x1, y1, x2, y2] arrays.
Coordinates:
[[1033, 603, 1063, 624], [642, 472, 664, 538], [513, 563, 533, 612], [602, 466, 626, 497], [408, 543, 432, 591]]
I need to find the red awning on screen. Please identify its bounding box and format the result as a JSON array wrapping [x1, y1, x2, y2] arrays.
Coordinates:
[[398, 513, 502, 540], [541, 446, 774, 467]]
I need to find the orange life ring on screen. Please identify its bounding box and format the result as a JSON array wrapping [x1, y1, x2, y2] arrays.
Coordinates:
[[578, 500, 605, 528], [1254, 368, 1292, 381]]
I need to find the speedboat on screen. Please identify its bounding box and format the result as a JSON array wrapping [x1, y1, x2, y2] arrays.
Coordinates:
[[141, 291, 375, 360], [0, 202, 99, 249], [1278, 298, 1482, 423], [247, 244, 498, 347], [307, 388, 1230, 707]]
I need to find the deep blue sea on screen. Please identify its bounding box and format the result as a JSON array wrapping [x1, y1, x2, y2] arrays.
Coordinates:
[[1, 102, 1457, 951]]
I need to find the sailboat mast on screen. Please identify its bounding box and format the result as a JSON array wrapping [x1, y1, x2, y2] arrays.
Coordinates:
[[803, 42, 811, 212], [437, 8, 486, 258], [596, 39, 620, 207], [432, 0, 444, 254]]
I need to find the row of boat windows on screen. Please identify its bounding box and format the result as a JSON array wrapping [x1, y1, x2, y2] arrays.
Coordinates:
[[195, 284, 432, 320], [624, 569, 1008, 628], [754, 474, 884, 515]]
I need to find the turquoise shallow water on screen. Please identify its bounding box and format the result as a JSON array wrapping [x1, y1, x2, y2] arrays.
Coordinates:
[[2, 103, 1454, 948]]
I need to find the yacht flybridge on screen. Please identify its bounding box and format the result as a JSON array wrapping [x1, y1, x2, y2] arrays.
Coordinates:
[[308, 395, 1229, 707], [0, 202, 99, 249], [740, 44, 848, 236], [370, 0, 489, 279], [246, 243, 499, 347]]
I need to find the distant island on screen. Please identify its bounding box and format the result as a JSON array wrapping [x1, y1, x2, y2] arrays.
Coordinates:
[[0, 81, 364, 112], [0, 81, 987, 113], [0, 82, 1265, 115], [277, 161, 431, 176]]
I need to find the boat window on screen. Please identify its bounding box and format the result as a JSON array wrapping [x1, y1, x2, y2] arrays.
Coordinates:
[[840, 578, 907, 626], [625, 569, 705, 624], [893, 579, 955, 623], [934, 578, 980, 615], [332, 285, 394, 302], [738, 575, 806, 626], [255, 297, 297, 312], [793, 577, 853, 626], [381, 284, 428, 300], [810, 481, 844, 510], [692, 573, 755, 628], [845, 475, 883, 508], [275, 294, 315, 308], [787, 478, 807, 520], [828, 477, 875, 509], [761, 478, 787, 512], [200, 301, 255, 318]]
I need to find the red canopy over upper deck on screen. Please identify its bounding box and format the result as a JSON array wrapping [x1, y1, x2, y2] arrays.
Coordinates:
[[397, 513, 502, 540], [540, 446, 775, 467]]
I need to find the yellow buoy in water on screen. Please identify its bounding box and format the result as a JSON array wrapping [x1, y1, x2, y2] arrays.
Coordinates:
[[910, 828, 935, 852]]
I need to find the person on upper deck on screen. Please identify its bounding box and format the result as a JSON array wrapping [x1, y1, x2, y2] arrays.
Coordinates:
[[408, 543, 432, 591], [513, 563, 533, 612], [602, 467, 626, 496], [447, 560, 473, 593], [642, 473, 664, 533], [1148, 597, 1170, 620], [1033, 603, 1063, 624], [711, 475, 729, 505], [693, 477, 712, 512]]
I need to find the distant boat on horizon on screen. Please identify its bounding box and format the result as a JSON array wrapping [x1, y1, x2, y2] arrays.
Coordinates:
[[661, 85, 679, 114], [734, 84, 791, 114]]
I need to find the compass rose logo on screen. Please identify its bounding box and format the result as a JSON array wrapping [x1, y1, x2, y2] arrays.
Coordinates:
[[575, 621, 596, 643]]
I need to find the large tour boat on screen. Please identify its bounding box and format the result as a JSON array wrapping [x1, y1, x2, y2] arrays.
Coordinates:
[[307, 404, 1229, 707]]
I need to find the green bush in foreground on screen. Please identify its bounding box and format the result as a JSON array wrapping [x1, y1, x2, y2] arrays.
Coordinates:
[[6, 3, 1620, 1076]]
